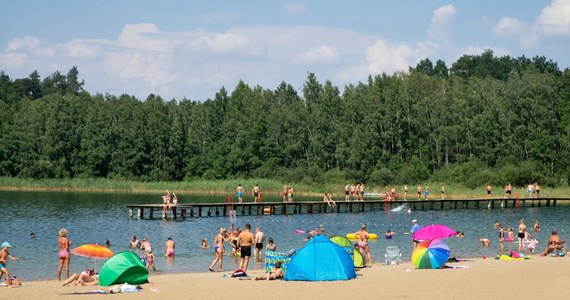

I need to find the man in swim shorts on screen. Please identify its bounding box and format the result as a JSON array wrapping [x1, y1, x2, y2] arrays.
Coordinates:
[[410, 219, 421, 249], [236, 184, 244, 203], [238, 224, 255, 272], [254, 227, 265, 258], [252, 185, 260, 203]]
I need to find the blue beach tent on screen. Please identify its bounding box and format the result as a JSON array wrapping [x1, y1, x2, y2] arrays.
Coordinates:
[[284, 235, 356, 281]]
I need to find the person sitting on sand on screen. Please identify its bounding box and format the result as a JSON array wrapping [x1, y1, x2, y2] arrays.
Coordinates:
[[252, 261, 283, 281], [480, 238, 491, 247], [541, 230, 566, 256], [62, 269, 99, 286]]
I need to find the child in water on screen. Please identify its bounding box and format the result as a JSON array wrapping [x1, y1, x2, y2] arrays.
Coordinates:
[[146, 250, 156, 271], [505, 228, 515, 242]]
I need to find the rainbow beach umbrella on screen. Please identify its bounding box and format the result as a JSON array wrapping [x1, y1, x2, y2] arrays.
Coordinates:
[[411, 239, 450, 269]]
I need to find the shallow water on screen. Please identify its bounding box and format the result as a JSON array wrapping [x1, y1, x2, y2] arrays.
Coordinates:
[[1, 191, 568, 281]]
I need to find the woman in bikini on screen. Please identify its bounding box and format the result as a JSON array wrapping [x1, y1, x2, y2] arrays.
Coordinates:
[[209, 227, 226, 272], [355, 225, 372, 267], [57, 228, 71, 281]]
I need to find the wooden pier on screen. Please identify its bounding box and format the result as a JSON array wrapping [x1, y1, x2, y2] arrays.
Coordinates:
[[127, 197, 570, 219]]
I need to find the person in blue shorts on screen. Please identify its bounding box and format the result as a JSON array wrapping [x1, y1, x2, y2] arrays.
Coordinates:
[[236, 184, 244, 203]]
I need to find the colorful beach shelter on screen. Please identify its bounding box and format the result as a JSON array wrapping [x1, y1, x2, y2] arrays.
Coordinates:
[[284, 235, 356, 281], [99, 251, 149, 286], [330, 235, 364, 268]]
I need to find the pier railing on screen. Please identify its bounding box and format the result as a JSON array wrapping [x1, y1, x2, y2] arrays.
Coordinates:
[[127, 197, 570, 219]]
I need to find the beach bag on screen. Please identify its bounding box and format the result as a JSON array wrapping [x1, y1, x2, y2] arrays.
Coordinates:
[[231, 269, 247, 277]]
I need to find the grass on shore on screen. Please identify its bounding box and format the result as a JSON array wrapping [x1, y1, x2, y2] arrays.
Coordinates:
[[0, 177, 568, 199]]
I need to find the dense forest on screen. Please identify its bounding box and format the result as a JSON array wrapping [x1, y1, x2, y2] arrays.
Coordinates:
[[0, 50, 569, 188]]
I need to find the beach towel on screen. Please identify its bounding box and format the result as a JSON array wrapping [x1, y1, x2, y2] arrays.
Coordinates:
[[231, 269, 247, 277]]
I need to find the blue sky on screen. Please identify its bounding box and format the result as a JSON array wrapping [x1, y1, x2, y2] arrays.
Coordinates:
[[1, 0, 569, 101]]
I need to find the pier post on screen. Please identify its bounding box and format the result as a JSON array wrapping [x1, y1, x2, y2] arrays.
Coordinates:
[[129, 208, 133, 218], [137, 208, 143, 219]]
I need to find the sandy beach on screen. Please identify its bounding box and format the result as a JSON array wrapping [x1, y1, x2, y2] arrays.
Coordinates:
[[3, 256, 569, 300]]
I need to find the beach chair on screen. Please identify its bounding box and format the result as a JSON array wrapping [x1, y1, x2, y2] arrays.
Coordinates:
[[385, 246, 402, 265]]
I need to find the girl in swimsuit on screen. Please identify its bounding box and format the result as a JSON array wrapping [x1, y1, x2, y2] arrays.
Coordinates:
[[355, 225, 372, 267], [209, 228, 226, 272], [57, 228, 71, 281]]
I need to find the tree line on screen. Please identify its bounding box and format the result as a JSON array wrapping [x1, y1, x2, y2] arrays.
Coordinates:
[[0, 50, 569, 189]]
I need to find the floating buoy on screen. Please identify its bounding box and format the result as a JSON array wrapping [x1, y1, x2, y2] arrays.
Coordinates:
[[263, 207, 271, 215]]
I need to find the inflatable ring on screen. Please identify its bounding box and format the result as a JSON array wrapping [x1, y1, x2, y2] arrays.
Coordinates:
[[346, 233, 378, 240]]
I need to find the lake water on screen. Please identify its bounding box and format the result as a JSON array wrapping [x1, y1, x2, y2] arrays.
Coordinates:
[[1, 191, 568, 281]]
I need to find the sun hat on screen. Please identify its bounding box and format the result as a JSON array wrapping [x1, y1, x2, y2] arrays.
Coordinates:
[[2, 242, 11, 248], [411, 219, 417, 223]]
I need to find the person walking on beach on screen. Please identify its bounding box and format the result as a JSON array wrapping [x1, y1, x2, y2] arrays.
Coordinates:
[[410, 219, 421, 249], [236, 184, 245, 203], [164, 237, 175, 257], [0, 242, 19, 287], [238, 224, 255, 273], [355, 225, 372, 266], [252, 184, 260, 203], [209, 228, 227, 272], [254, 227, 265, 258], [57, 228, 72, 281]]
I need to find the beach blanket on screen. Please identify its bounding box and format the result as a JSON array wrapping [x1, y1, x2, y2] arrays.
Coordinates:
[[264, 250, 294, 274]]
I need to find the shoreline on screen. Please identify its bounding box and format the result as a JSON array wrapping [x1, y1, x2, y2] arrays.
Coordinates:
[[6, 256, 569, 300]]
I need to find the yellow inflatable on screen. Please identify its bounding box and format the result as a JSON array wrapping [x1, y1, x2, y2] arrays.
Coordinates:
[[346, 233, 378, 240]]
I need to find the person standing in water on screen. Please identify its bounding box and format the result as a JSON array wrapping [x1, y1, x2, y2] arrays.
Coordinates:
[[164, 237, 175, 257]]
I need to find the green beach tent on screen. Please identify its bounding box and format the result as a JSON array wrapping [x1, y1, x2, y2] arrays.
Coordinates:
[[99, 251, 149, 286], [330, 235, 364, 268]]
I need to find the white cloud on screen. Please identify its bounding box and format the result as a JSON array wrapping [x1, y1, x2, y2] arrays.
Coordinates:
[[186, 33, 266, 56], [6, 36, 41, 51], [535, 0, 570, 36], [493, 17, 526, 36], [337, 40, 414, 81], [432, 4, 456, 24], [428, 4, 456, 43], [292, 45, 340, 64], [282, 2, 308, 15]]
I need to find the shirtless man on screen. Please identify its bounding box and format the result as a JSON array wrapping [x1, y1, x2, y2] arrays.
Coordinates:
[[504, 183, 512, 199], [354, 225, 372, 266], [236, 184, 245, 203], [209, 228, 226, 272], [161, 191, 171, 216], [164, 237, 175, 257], [417, 185, 422, 201], [140, 238, 152, 252], [252, 261, 283, 281], [359, 183, 365, 201], [403, 185, 408, 200], [130, 235, 141, 249], [237, 224, 255, 272], [252, 185, 260, 203], [0, 242, 19, 286], [254, 227, 265, 258]]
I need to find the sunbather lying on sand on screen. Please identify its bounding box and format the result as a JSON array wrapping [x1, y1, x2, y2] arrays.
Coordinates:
[[252, 261, 283, 281]]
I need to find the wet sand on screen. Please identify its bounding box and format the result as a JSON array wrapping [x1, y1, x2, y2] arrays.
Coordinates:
[[4, 256, 569, 300]]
